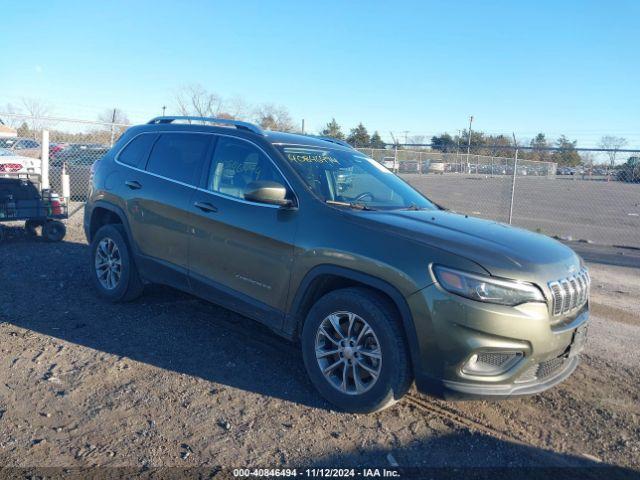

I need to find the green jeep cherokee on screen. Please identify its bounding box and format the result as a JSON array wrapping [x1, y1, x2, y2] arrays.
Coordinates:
[[84, 116, 590, 413]]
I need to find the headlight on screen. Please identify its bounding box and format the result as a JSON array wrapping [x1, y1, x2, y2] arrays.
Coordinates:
[[433, 266, 545, 306]]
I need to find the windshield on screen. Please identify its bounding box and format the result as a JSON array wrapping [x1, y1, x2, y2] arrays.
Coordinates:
[[278, 146, 436, 210]]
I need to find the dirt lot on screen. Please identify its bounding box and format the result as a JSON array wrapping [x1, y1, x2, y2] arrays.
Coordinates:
[[0, 210, 639, 472], [401, 174, 640, 249]]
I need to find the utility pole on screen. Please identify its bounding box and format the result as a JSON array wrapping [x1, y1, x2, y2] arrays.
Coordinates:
[[162, 105, 166, 116], [466, 115, 474, 174], [301, 119, 305, 134]]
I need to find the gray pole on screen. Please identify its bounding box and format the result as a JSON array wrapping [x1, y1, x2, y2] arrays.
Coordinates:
[[466, 115, 473, 173], [109, 108, 116, 147], [301, 119, 305, 134], [508, 132, 518, 225]]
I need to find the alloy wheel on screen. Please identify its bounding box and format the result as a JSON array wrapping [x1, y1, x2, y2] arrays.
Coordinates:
[[95, 237, 122, 290], [315, 311, 382, 395]]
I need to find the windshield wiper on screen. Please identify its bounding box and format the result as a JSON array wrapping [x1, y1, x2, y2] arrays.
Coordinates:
[[326, 200, 376, 211], [401, 203, 424, 211]]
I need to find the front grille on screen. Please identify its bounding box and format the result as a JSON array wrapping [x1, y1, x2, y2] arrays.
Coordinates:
[[476, 352, 518, 368], [548, 268, 590, 316], [536, 356, 566, 379]]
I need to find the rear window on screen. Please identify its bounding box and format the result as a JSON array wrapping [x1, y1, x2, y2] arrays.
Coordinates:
[[145, 133, 211, 186], [118, 134, 157, 168]]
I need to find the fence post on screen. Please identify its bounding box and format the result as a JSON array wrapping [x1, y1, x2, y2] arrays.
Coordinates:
[[394, 144, 398, 173], [41, 129, 50, 191], [508, 138, 519, 225]]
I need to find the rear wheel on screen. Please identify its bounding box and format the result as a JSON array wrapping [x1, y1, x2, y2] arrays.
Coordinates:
[[301, 287, 412, 413], [90, 224, 144, 302]]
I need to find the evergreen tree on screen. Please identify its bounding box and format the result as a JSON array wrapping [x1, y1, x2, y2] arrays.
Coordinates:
[[430, 133, 455, 152], [320, 118, 345, 140], [529, 133, 551, 162], [551, 135, 581, 166], [346, 123, 371, 147], [370, 131, 385, 149]]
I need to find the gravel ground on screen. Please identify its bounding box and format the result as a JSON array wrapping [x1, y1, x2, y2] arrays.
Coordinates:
[[0, 209, 638, 472]]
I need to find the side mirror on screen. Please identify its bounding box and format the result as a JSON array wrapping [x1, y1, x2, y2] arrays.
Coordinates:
[[244, 181, 293, 207]]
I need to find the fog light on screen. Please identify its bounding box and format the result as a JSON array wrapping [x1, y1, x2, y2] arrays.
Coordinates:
[[462, 351, 523, 376]]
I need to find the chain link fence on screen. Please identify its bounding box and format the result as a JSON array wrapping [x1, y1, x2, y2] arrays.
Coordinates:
[[1, 113, 638, 248], [356, 147, 640, 248]]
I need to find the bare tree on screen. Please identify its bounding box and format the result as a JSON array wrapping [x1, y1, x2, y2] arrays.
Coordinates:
[[174, 84, 224, 120], [407, 135, 427, 147], [599, 135, 627, 167], [21, 98, 52, 132], [97, 108, 130, 126], [254, 103, 294, 132], [1, 103, 22, 128], [224, 95, 250, 120]]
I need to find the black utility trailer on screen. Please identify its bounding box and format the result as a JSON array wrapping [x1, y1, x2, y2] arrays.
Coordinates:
[[0, 178, 68, 243]]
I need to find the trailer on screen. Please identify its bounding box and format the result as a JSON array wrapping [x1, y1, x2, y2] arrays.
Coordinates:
[[0, 178, 67, 243]]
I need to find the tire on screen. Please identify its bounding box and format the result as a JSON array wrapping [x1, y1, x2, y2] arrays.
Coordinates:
[[90, 224, 144, 302], [301, 287, 412, 413], [25, 219, 43, 237], [42, 220, 66, 242]]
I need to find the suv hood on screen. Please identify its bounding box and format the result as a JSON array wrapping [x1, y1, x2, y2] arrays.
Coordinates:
[[360, 209, 581, 284]]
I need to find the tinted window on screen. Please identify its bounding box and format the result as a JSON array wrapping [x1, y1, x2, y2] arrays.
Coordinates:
[[209, 137, 286, 200], [146, 133, 211, 185], [277, 146, 435, 210], [119, 134, 157, 168]]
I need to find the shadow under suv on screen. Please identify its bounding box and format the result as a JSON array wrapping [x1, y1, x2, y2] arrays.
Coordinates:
[[84, 116, 590, 413]]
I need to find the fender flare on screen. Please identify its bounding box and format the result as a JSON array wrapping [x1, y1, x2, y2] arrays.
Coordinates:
[[285, 264, 422, 373], [87, 201, 138, 254]]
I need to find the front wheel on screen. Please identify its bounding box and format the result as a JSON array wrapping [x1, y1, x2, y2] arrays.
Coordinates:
[[301, 287, 412, 413]]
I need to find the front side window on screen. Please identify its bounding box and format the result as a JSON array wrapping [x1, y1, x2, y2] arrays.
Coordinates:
[[277, 146, 436, 210], [146, 133, 210, 186], [208, 137, 287, 201]]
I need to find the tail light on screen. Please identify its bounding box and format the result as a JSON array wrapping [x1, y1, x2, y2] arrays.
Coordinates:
[[0, 163, 23, 173]]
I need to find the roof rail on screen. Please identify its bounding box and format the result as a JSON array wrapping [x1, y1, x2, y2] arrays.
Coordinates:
[[147, 116, 264, 136], [313, 136, 353, 149]]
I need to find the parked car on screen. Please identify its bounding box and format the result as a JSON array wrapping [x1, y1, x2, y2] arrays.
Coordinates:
[[617, 156, 640, 183], [49, 142, 68, 158], [0, 147, 41, 186], [50, 144, 110, 199], [0, 137, 41, 158], [85, 116, 590, 413]]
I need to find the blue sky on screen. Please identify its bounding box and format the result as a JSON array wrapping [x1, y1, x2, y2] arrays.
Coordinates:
[[1, 0, 638, 148]]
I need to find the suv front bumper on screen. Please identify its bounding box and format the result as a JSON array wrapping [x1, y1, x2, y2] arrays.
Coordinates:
[[406, 283, 589, 400]]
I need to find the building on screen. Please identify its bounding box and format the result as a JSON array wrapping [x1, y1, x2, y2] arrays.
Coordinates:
[[0, 120, 17, 138]]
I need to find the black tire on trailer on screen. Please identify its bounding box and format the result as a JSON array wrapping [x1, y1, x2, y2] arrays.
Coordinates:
[[42, 220, 66, 242], [25, 219, 43, 236]]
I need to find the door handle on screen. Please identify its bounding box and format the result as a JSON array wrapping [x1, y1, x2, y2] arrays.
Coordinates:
[[194, 201, 218, 213], [125, 180, 142, 190]]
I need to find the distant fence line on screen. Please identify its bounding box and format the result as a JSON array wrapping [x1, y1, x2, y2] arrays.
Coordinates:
[[356, 147, 557, 176]]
